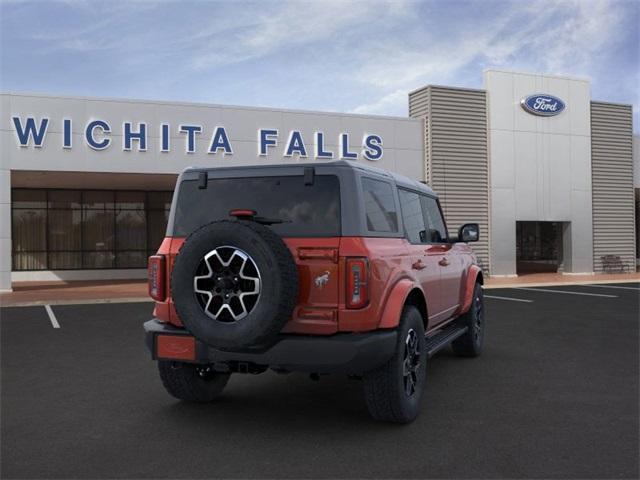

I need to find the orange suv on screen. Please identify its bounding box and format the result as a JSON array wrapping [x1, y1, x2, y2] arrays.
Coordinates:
[[145, 161, 484, 423]]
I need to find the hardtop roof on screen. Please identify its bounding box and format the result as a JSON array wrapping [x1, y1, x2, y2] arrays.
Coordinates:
[[185, 160, 436, 197]]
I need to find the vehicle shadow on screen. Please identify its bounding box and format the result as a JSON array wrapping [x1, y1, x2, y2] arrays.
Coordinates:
[[154, 352, 462, 433], [157, 372, 376, 431]]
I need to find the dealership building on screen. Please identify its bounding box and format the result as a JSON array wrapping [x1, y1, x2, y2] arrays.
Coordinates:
[[1, 69, 637, 291]]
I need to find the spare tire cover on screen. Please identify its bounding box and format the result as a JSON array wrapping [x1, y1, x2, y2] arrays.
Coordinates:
[[171, 220, 299, 349]]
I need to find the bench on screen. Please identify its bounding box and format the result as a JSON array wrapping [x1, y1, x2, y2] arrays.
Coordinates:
[[600, 255, 630, 273]]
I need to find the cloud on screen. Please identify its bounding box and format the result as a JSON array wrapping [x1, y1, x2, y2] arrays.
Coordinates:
[[189, 0, 412, 70], [526, 0, 624, 73], [348, 0, 634, 115], [1, 0, 636, 128], [350, 88, 407, 115]]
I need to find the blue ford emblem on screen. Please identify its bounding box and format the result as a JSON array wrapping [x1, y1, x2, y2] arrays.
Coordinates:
[[520, 94, 566, 116]]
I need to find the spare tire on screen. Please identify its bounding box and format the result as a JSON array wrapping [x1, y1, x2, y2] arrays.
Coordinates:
[[171, 220, 298, 350]]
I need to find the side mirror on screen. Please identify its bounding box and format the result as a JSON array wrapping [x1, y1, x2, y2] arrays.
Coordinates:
[[458, 223, 479, 242]]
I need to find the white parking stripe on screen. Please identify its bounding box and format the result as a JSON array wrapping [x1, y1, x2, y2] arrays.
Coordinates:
[[484, 295, 533, 303], [44, 305, 60, 328], [578, 284, 640, 291], [515, 287, 617, 298]]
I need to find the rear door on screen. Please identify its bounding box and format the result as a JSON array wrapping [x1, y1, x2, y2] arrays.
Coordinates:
[[398, 189, 442, 325], [421, 195, 462, 320]]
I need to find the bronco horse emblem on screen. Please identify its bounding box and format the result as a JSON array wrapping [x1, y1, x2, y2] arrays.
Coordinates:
[[314, 271, 331, 289]]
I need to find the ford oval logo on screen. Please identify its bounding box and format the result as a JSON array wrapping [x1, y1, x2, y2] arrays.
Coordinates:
[[520, 94, 566, 117]]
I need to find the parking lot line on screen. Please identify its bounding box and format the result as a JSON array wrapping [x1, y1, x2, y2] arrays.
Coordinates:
[[484, 295, 533, 303], [515, 287, 618, 298], [579, 284, 640, 291], [44, 305, 60, 328]]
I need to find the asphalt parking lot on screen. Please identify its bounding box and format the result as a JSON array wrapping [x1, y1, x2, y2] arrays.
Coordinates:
[[1, 283, 638, 479]]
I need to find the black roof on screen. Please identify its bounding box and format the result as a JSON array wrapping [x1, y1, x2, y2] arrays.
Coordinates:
[[185, 160, 436, 196]]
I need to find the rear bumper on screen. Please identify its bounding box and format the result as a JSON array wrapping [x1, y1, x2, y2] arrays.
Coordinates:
[[144, 319, 397, 375]]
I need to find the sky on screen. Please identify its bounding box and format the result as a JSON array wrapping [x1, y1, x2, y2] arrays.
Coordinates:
[[1, 0, 638, 129]]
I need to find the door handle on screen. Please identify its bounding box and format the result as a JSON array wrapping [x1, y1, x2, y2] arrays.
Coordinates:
[[438, 257, 450, 267], [412, 260, 426, 270]]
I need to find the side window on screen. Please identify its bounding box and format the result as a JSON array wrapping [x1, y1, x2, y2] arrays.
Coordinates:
[[361, 177, 398, 233], [421, 196, 448, 243], [398, 189, 427, 243]]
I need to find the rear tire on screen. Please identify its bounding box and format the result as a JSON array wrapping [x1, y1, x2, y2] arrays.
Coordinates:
[[171, 220, 298, 350], [451, 282, 485, 357], [158, 361, 230, 402], [363, 306, 426, 424]]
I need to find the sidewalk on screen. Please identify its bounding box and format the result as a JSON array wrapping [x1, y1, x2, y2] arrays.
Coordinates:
[[484, 271, 640, 289], [1, 271, 638, 307], [0, 280, 149, 307]]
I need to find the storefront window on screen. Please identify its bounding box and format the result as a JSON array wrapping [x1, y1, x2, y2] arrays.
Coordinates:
[[147, 210, 170, 258], [48, 190, 81, 209], [115, 191, 147, 268], [11, 189, 173, 271], [12, 207, 47, 270], [13, 189, 46, 209]]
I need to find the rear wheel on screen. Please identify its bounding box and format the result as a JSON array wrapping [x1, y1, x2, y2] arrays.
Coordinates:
[[158, 360, 230, 402], [451, 282, 485, 357], [363, 306, 426, 423]]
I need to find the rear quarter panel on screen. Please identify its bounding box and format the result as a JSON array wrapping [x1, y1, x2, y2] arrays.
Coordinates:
[[337, 237, 416, 332], [153, 236, 185, 327]]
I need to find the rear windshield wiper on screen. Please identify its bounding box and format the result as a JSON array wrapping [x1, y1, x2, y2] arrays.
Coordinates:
[[254, 216, 291, 226], [229, 209, 291, 225]]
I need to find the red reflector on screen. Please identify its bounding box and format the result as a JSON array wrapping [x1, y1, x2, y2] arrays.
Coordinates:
[[298, 308, 337, 321], [156, 335, 195, 361], [148, 255, 166, 301], [297, 247, 338, 262], [346, 257, 369, 309]]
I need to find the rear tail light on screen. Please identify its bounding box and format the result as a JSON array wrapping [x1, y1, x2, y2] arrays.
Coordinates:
[[346, 257, 369, 309], [148, 255, 166, 301]]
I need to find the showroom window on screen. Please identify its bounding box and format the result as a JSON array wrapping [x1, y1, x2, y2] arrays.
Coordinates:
[[11, 189, 173, 271]]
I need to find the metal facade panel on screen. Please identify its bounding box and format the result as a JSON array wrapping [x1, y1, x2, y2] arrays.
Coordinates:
[[590, 101, 636, 272], [409, 86, 490, 273], [408, 86, 431, 185]]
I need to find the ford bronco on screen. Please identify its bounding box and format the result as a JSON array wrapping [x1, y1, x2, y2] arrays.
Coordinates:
[[144, 160, 484, 423]]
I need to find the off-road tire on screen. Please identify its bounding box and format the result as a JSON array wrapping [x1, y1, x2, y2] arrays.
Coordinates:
[[363, 305, 427, 424], [451, 282, 484, 357], [171, 220, 298, 349], [158, 360, 230, 402]]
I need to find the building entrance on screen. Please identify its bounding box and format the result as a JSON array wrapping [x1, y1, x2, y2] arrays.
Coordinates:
[[516, 221, 563, 275]]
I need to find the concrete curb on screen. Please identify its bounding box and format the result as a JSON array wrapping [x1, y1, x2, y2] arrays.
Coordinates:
[[483, 278, 640, 290]]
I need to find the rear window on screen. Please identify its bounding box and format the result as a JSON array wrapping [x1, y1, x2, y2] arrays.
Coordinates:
[[172, 175, 341, 237]]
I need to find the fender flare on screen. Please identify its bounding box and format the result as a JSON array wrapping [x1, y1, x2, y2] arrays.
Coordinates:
[[459, 265, 483, 314], [378, 278, 424, 329]]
